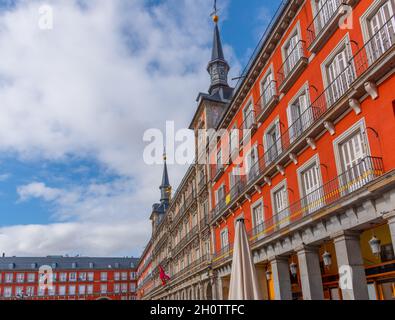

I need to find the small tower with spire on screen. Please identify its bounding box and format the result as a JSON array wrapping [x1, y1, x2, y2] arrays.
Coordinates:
[[159, 151, 171, 210], [207, 12, 230, 95], [150, 150, 172, 234]]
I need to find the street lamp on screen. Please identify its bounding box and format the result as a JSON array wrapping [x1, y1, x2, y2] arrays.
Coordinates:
[[322, 250, 332, 268], [289, 262, 298, 277], [369, 235, 381, 256]]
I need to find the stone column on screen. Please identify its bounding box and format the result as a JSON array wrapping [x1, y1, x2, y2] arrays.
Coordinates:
[[383, 211, 395, 249], [296, 245, 324, 300], [214, 276, 223, 300], [270, 256, 292, 300], [332, 231, 369, 300]]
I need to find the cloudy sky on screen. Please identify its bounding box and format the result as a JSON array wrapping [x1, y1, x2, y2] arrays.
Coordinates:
[[0, 0, 280, 257]]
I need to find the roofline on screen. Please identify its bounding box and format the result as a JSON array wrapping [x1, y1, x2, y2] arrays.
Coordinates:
[[215, 0, 290, 130]]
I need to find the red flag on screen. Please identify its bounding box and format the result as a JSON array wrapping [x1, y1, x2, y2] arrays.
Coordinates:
[[159, 265, 170, 286]]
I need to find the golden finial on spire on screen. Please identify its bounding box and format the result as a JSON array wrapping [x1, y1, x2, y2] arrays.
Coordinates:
[[211, 0, 219, 23]]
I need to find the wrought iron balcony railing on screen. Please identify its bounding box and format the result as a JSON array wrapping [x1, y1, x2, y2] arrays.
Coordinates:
[[306, 0, 345, 50], [277, 40, 308, 91], [238, 109, 257, 146], [210, 163, 224, 182], [250, 156, 384, 244], [255, 80, 279, 121], [198, 175, 207, 192], [352, 14, 395, 77], [171, 254, 211, 281], [213, 242, 234, 266], [172, 225, 199, 255]]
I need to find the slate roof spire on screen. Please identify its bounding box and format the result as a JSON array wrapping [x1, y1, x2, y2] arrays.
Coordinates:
[[207, 13, 230, 95], [159, 150, 171, 208]]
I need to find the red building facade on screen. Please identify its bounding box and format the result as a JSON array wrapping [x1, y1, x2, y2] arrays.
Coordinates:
[[0, 256, 138, 300], [207, 0, 395, 300]]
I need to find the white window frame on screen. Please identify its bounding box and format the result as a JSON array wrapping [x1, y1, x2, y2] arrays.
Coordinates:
[[27, 273, 35, 283], [5, 273, 13, 283], [87, 284, 94, 294], [242, 99, 255, 131], [59, 272, 67, 282], [297, 154, 324, 213], [220, 227, 229, 249], [286, 82, 311, 141], [270, 179, 289, 228], [79, 284, 86, 295], [245, 143, 259, 180], [87, 272, 94, 281], [69, 285, 76, 296], [69, 272, 77, 282], [333, 118, 371, 176], [59, 285, 66, 296], [259, 64, 276, 105], [281, 22, 302, 74], [100, 272, 108, 281], [4, 287, 12, 298], [251, 198, 264, 229], [360, 0, 395, 43], [263, 116, 282, 164], [320, 34, 355, 89], [16, 273, 24, 283]]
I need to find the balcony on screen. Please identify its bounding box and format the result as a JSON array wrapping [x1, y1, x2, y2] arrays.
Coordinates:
[[212, 242, 234, 267], [277, 40, 308, 93], [171, 254, 212, 282], [238, 109, 257, 147], [172, 225, 199, 256], [250, 156, 384, 244], [353, 15, 395, 78], [209, 16, 394, 228], [198, 175, 207, 193], [306, 0, 347, 53], [210, 163, 224, 182], [255, 80, 279, 123], [211, 197, 228, 222], [200, 214, 210, 230]]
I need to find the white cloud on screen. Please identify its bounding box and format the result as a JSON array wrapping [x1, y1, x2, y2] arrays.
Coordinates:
[[0, 0, 241, 256], [0, 222, 150, 257], [17, 182, 63, 202], [0, 173, 10, 182]]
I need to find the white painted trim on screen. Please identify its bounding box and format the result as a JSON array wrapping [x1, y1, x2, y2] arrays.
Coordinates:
[[270, 178, 289, 215], [360, 0, 395, 44], [296, 153, 323, 199], [259, 63, 275, 98], [286, 81, 311, 128], [250, 198, 264, 228], [220, 227, 229, 249], [281, 21, 302, 62], [263, 115, 281, 152], [332, 118, 371, 176], [320, 33, 354, 89]]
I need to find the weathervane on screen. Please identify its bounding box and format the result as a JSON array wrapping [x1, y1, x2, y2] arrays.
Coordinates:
[[210, 0, 219, 23]]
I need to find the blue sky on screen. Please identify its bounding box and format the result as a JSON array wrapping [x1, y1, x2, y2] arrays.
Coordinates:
[[0, 0, 281, 257]]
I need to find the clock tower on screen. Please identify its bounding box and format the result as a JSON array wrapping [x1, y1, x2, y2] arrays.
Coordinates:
[[207, 18, 230, 95]]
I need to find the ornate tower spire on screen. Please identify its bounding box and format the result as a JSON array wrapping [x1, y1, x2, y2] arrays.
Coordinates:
[[159, 150, 171, 208], [207, 8, 230, 95]]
